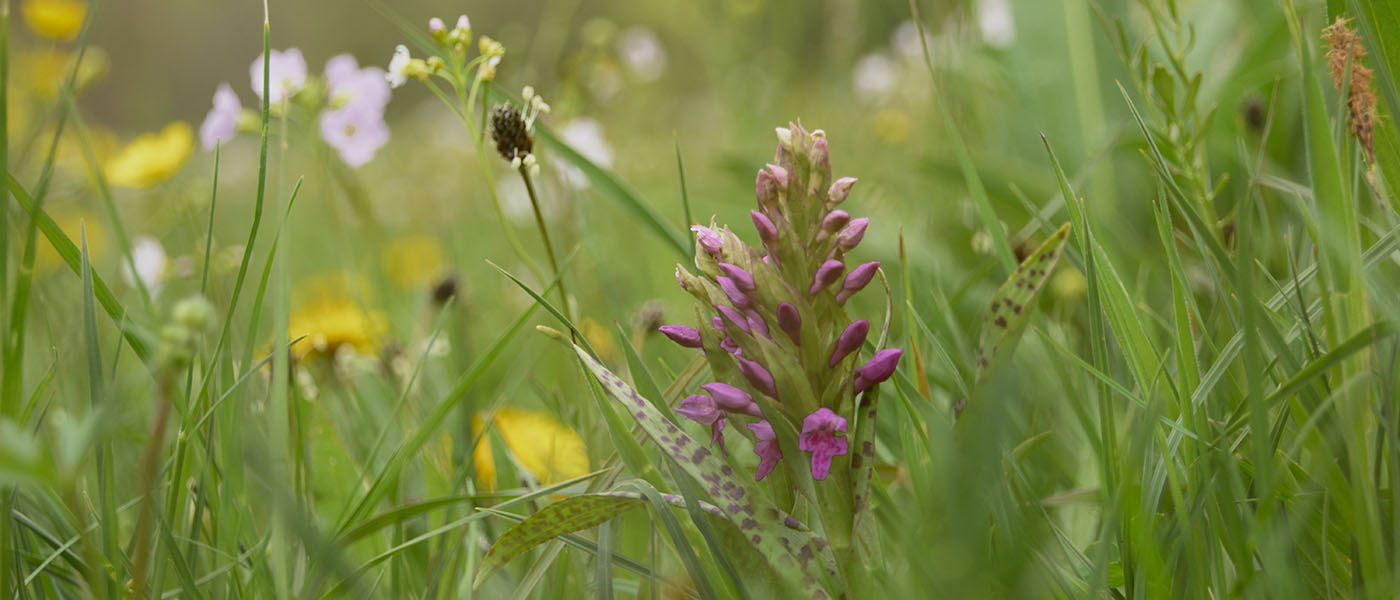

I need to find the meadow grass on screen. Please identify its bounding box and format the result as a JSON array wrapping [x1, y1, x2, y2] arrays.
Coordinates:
[[3, 0, 1400, 597]]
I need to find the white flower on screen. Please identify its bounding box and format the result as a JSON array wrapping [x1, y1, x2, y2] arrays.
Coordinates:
[[250, 48, 307, 104], [325, 54, 391, 111], [199, 83, 241, 151], [617, 27, 667, 81], [891, 21, 924, 59], [978, 0, 1016, 49], [556, 118, 613, 189], [386, 45, 412, 89], [429, 17, 445, 35], [852, 53, 897, 102], [122, 236, 169, 296]]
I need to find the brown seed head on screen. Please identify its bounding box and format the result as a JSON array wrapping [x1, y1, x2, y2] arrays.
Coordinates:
[[490, 104, 533, 161], [1322, 16, 1378, 164]]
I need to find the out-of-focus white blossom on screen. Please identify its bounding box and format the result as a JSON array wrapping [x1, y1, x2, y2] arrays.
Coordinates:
[[617, 27, 667, 81], [852, 53, 897, 102], [978, 0, 1016, 48], [122, 236, 169, 296], [556, 118, 613, 189]]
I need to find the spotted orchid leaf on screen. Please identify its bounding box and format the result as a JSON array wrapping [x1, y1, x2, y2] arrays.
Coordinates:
[[974, 223, 1072, 386], [573, 344, 843, 599], [474, 494, 644, 589]]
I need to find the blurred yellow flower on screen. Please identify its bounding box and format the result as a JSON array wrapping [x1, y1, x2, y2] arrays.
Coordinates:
[[580, 318, 619, 363], [380, 234, 445, 289], [1050, 268, 1087, 302], [872, 107, 912, 145], [19, 48, 109, 100], [104, 122, 194, 189], [472, 407, 588, 491], [22, 0, 87, 42], [287, 299, 388, 361], [37, 209, 105, 273]]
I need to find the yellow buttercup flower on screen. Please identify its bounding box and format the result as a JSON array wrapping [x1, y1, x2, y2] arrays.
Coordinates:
[[37, 209, 106, 273], [472, 407, 588, 491], [581, 318, 618, 364], [19, 48, 110, 100], [22, 0, 87, 42], [287, 298, 388, 361], [380, 234, 445, 289], [104, 122, 194, 189]]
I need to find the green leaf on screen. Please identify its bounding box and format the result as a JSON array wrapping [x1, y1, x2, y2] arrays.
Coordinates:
[[974, 222, 1071, 383], [474, 494, 645, 589]]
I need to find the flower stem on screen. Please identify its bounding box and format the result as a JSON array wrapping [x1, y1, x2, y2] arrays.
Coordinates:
[[517, 165, 572, 323]]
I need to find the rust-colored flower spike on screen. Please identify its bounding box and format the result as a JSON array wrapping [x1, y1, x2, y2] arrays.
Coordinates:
[[1322, 16, 1378, 165], [490, 103, 533, 161]]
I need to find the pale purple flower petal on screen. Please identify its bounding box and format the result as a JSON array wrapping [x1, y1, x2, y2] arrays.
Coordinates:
[[837, 218, 869, 251], [251, 48, 307, 103], [200, 83, 241, 151], [749, 420, 782, 482], [326, 54, 391, 112], [827, 176, 857, 206], [711, 415, 728, 457], [320, 104, 389, 167], [717, 276, 751, 308], [798, 407, 848, 480], [835, 261, 880, 304], [750, 210, 778, 245], [821, 210, 850, 234], [699, 382, 752, 413], [716, 305, 750, 334]]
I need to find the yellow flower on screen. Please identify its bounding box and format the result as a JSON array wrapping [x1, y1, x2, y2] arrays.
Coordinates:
[[872, 107, 912, 145], [19, 48, 109, 100], [287, 299, 388, 361], [580, 318, 618, 364], [37, 210, 105, 273], [104, 122, 194, 189], [380, 234, 445, 289], [22, 0, 87, 42], [472, 407, 589, 491]]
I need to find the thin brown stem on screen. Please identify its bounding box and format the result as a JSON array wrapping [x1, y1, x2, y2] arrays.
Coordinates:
[[127, 372, 175, 598], [517, 166, 573, 325]]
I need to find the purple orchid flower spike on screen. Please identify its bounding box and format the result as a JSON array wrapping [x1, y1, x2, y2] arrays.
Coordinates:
[[677, 394, 722, 425], [835, 261, 880, 304], [777, 302, 802, 345], [736, 356, 779, 398], [718, 263, 756, 293], [809, 260, 846, 296], [853, 348, 904, 394], [692, 225, 724, 256], [798, 408, 849, 480], [658, 324, 703, 349], [828, 319, 870, 367], [749, 420, 783, 482]]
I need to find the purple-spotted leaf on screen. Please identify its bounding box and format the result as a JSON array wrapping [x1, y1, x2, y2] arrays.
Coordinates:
[[974, 223, 1071, 383], [474, 494, 644, 589], [574, 345, 843, 599]]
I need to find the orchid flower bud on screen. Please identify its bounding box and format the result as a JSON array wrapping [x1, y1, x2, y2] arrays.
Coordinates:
[[837, 218, 869, 251], [744, 308, 770, 338], [712, 316, 724, 330], [777, 302, 802, 345], [808, 259, 846, 296], [717, 277, 751, 308], [750, 210, 779, 245], [828, 319, 870, 367], [718, 263, 756, 293], [853, 348, 903, 394], [756, 169, 781, 211], [835, 261, 880, 304], [821, 210, 851, 234], [716, 305, 751, 334], [765, 163, 789, 189], [736, 356, 778, 398], [700, 382, 753, 412], [692, 225, 724, 256], [678, 394, 722, 425], [720, 336, 741, 354], [658, 324, 702, 349], [811, 136, 830, 176], [827, 177, 858, 207]]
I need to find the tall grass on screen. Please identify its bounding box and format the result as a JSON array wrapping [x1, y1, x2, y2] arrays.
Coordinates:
[[4, 0, 1400, 598]]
